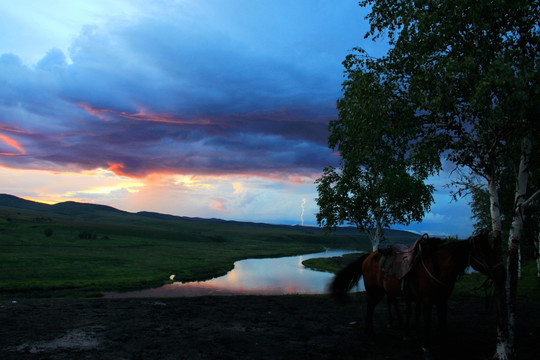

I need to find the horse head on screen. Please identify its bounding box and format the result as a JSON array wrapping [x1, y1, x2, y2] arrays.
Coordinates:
[[468, 230, 504, 280]]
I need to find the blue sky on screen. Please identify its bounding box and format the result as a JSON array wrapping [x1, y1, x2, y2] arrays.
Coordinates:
[[0, 0, 474, 237]]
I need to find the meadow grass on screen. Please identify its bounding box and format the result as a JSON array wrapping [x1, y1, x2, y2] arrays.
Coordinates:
[[301, 252, 363, 274], [0, 206, 368, 299]]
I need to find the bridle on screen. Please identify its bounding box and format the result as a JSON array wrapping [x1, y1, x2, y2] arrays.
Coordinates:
[[467, 236, 504, 279], [467, 235, 506, 309], [418, 236, 503, 288]]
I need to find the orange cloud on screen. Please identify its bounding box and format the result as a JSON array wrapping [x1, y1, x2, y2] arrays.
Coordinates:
[[78, 103, 210, 125], [107, 162, 130, 177], [0, 133, 25, 156], [0, 124, 29, 134], [78, 102, 107, 120], [131, 106, 212, 125]]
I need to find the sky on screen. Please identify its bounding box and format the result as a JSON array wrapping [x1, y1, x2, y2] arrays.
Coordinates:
[[0, 0, 474, 237]]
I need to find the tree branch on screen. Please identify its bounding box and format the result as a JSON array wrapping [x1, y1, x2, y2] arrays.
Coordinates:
[[521, 189, 540, 209]]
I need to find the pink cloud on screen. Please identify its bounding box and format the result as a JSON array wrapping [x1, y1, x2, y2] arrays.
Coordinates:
[[209, 197, 228, 213], [78, 102, 211, 125], [0, 133, 25, 155]]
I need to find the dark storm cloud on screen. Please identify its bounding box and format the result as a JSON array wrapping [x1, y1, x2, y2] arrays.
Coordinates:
[[0, 9, 344, 178]]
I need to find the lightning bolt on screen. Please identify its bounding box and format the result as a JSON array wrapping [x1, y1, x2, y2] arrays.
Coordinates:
[[300, 198, 306, 226]]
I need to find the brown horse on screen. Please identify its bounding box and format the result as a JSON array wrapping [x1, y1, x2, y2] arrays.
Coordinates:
[[331, 232, 500, 347]]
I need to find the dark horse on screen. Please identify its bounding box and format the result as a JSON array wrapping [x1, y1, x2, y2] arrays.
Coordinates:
[[331, 232, 500, 348]]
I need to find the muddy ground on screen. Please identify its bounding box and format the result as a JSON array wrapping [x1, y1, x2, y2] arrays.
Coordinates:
[[1, 293, 537, 360]]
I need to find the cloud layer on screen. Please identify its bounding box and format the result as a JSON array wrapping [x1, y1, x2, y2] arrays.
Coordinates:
[[0, 1, 374, 180], [0, 1, 474, 235]]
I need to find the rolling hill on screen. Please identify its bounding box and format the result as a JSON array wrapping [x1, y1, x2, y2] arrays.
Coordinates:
[[0, 193, 418, 240], [0, 193, 420, 298]]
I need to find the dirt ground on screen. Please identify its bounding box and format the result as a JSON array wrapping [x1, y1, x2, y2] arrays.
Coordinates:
[[1, 293, 538, 360]]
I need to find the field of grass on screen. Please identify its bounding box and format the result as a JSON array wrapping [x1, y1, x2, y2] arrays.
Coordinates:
[[0, 198, 381, 299]]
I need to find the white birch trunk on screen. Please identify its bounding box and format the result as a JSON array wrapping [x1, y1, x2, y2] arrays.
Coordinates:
[[537, 232, 540, 278], [518, 247, 522, 280], [373, 216, 383, 251], [502, 136, 532, 359], [488, 179, 503, 241], [488, 176, 512, 360], [369, 204, 384, 251]]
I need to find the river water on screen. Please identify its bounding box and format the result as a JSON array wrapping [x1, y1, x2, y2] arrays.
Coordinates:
[[104, 249, 365, 298]]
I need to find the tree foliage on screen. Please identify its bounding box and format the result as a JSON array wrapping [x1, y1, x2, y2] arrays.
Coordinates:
[[361, 0, 539, 176], [355, 0, 539, 358], [316, 50, 436, 249]]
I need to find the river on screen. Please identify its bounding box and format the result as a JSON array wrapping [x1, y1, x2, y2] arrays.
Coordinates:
[[104, 249, 365, 297]]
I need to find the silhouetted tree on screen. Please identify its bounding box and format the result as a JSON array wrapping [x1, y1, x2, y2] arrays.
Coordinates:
[[316, 57, 435, 250], [340, 1, 539, 357]]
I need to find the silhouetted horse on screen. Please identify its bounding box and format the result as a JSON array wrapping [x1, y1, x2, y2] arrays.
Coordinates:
[[331, 232, 499, 350]]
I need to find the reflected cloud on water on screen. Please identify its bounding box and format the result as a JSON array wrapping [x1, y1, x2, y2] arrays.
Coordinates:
[[105, 250, 365, 298]]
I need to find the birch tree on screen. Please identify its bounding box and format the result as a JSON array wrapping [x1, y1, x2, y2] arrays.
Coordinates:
[[315, 57, 435, 250], [352, 1, 539, 358]]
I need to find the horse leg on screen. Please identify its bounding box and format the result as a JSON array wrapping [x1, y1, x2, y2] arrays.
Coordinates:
[[405, 300, 415, 328], [415, 301, 421, 330], [386, 295, 405, 330], [391, 297, 404, 329], [436, 299, 448, 342], [421, 298, 434, 356], [386, 295, 394, 328], [405, 299, 412, 330], [365, 287, 385, 336], [402, 298, 417, 340], [389, 296, 412, 342]]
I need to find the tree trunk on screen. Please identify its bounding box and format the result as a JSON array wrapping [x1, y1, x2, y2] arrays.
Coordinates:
[[537, 232, 540, 278], [503, 137, 532, 359], [371, 215, 383, 251], [494, 138, 531, 360], [488, 177, 512, 360], [367, 206, 384, 251], [488, 178, 503, 252], [518, 246, 522, 280]]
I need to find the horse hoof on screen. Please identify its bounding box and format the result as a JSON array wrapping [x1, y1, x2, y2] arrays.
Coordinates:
[[421, 347, 433, 360]]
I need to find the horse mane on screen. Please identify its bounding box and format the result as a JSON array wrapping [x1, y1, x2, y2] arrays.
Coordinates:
[[419, 236, 446, 254], [415, 236, 446, 266], [437, 240, 471, 278]]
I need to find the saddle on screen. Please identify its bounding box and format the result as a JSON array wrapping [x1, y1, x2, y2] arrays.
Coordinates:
[[379, 236, 425, 280]]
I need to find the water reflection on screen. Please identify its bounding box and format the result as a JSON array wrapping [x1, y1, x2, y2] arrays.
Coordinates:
[[105, 249, 365, 298]]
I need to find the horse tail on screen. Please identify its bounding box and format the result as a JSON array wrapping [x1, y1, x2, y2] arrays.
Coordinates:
[[330, 253, 369, 303]]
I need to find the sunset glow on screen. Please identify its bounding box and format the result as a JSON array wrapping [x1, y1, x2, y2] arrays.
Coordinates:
[[0, 0, 474, 235]]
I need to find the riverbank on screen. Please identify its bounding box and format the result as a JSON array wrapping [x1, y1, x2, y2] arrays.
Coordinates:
[[1, 202, 379, 299], [1, 293, 538, 359]]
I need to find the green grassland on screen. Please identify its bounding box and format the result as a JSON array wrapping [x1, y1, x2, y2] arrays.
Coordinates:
[[1, 195, 412, 299], [3, 194, 537, 306]]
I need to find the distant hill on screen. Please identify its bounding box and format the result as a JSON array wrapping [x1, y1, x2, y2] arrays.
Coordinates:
[[0, 194, 52, 212], [133, 212, 418, 241], [0, 193, 419, 241], [0, 194, 127, 217], [51, 201, 126, 216]]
